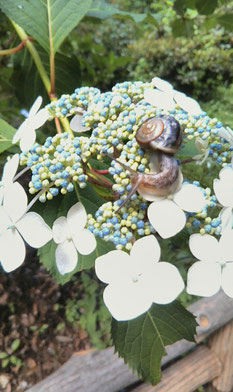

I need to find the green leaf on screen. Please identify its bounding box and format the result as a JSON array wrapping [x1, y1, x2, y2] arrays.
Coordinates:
[[0, 0, 92, 54], [216, 14, 233, 31], [11, 45, 82, 106], [0, 352, 8, 359], [177, 138, 199, 158], [195, 0, 218, 15], [171, 18, 194, 37], [86, 0, 157, 24], [112, 302, 197, 385], [2, 358, 9, 368], [11, 339, 20, 353], [0, 118, 15, 153]]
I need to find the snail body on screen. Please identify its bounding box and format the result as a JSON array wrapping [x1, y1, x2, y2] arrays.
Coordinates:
[[111, 115, 183, 210]]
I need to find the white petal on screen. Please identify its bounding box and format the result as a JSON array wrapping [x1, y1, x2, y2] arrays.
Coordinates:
[[0, 189, 3, 205], [32, 108, 49, 129], [151, 77, 174, 93], [219, 207, 233, 233], [67, 202, 87, 234], [19, 129, 36, 152], [2, 154, 19, 184], [222, 263, 233, 297], [0, 206, 11, 234], [12, 120, 28, 144], [144, 262, 184, 304], [3, 182, 27, 223], [213, 167, 233, 207], [70, 114, 90, 132], [28, 96, 42, 117], [173, 184, 205, 212], [219, 230, 233, 262], [189, 233, 221, 263], [174, 92, 202, 115], [187, 261, 221, 297], [103, 281, 152, 321], [130, 235, 161, 269], [148, 199, 186, 238], [16, 212, 52, 248], [95, 250, 130, 284], [144, 88, 176, 111], [72, 228, 96, 255], [55, 241, 78, 275], [52, 216, 69, 244], [0, 229, 26, 272]]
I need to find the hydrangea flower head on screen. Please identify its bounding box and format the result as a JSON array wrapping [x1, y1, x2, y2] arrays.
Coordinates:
[[95, 235, 184, 321]]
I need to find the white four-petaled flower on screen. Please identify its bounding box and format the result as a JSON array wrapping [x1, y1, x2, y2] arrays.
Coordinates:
[[144, 182, 206, 239], [0, 183, 52, 272], [213, 159, 233, 233], [52, 202, 96, 275], [187, 231, 233, 298], [95, 235, 184, 321], [12, 96, 49, 152], [0, 154, 19, 204], [144, 77, 202, 115]]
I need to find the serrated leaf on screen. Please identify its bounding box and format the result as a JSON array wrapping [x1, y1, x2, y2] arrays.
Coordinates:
[[11, 45, 82, 106], [112, 301, 197, 385], [216, 14, 233, 31], [11, 339, 20, 353], [0, 0, 92, 54], [177, 138, 199, 158], [0, 118, 15, 153], [195, 0, 218, 15]]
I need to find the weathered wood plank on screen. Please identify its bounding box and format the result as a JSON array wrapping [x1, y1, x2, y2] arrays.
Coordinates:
[[132, 346, 222, 392], [26, 290, 233, 392], [209, 321, 233, 392]]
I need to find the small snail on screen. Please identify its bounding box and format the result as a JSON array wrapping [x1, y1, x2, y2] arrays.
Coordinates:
[[110, 115, 183, 211]]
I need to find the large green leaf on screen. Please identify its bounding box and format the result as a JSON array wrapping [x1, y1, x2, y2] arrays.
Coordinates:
[[86, 0, 159, 25], [216, 14, 233, 31], [0, 118, 15, 154], [0, 0, 92, 54], [112, 302, 197, 385], [11, 45, 82, 106], [171, 18, 194, 37], [195, 0, 218, 15]]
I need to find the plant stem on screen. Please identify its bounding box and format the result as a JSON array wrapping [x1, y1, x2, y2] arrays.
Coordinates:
[[11, 21, 51, 95], [13, 167, 30, 181], [47, 0, 55, 96], [0, 37, 34, 55]]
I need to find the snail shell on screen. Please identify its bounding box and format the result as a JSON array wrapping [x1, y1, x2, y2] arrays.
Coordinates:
[[136, 115, 182, 154]]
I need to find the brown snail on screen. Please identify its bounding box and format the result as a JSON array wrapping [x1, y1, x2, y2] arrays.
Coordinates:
[[110, 115, 183, 211]]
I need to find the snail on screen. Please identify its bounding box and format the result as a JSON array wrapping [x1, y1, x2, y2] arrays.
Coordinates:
[[109, 115, 183, 211]]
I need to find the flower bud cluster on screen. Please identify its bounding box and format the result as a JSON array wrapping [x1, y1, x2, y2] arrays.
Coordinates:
[[87, 199, 155, 251], [46, 87, 101, 119], [20, 133, 88, 201], [185, 181, 222, 235]]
